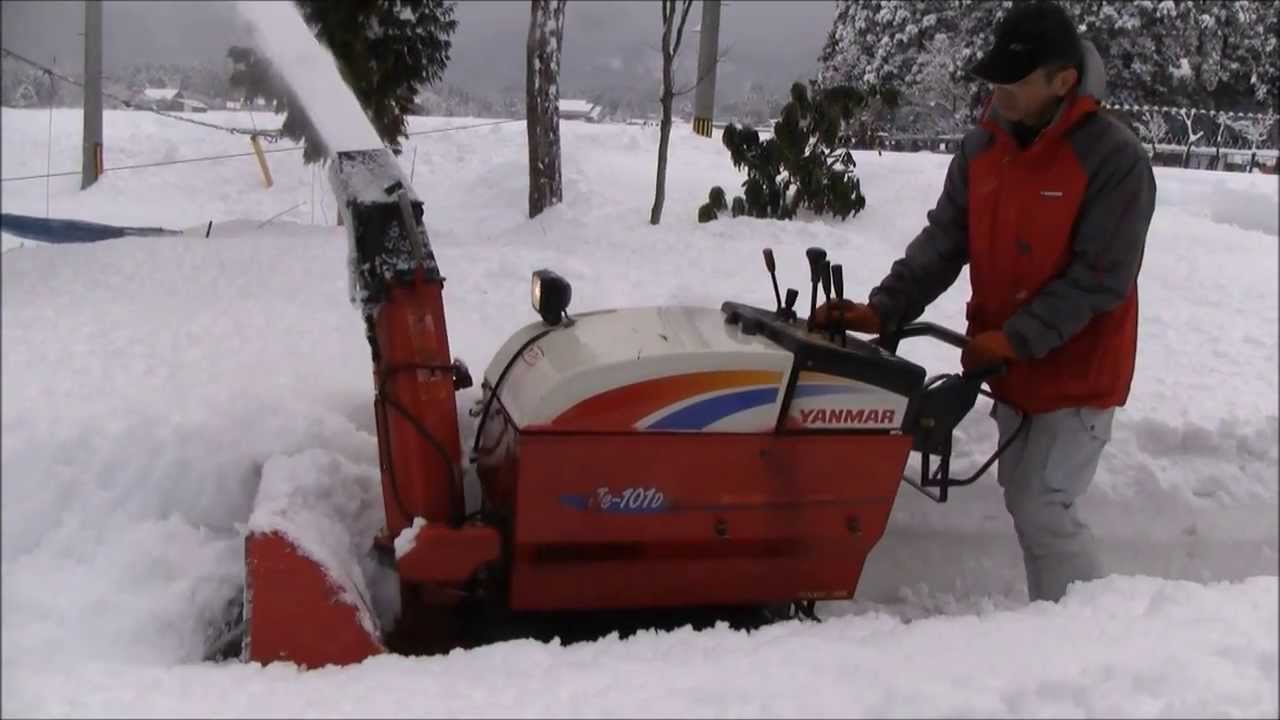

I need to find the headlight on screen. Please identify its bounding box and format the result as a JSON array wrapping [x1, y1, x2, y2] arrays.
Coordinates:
[[531, 269, 572, 326]]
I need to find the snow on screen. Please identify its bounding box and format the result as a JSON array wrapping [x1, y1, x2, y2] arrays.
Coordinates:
[[1174, 57, 1194, 81], [326, 147, 414, 206], [1, 107, 1277, 717], [394, 517, 429, 560], [234, 0, 385, 154]]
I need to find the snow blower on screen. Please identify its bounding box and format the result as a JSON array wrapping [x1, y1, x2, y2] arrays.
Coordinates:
[[228, 148, 1019, 669]]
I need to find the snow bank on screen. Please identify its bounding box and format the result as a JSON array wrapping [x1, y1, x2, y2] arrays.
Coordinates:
[[2, 577, 1275, 718], [1, 109, 1276, 716]]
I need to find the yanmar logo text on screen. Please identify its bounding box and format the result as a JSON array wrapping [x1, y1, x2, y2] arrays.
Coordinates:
[[796, 408, 896, 425]]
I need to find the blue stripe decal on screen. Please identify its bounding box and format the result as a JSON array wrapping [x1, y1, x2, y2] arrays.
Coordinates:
[[646, 387, 779, 430], [792, 384, 862, 398]]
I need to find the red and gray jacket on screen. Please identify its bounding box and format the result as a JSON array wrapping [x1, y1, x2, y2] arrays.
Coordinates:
[[867, 40, 1157, 415]]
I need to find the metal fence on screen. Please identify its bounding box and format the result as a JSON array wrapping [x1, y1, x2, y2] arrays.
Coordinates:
[[878, 104, 1278, 174]]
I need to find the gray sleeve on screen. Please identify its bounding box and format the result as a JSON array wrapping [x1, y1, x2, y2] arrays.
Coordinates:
[[1003, 137, 1156, 360], [867, 136, 972, 332]]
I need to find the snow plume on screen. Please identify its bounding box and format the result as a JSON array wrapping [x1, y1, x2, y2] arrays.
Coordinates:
[[234, 0, 383, 155]]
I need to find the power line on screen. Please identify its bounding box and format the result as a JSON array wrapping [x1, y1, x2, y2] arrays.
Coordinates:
[[1, 146, 304, 183], [1, 47, 282, 140], [45, 56, 55, 218], [103, 145, 302, 173], [1, 117, 524, 184], [1, 170, 83, 184], [405, 118, 525, 137]]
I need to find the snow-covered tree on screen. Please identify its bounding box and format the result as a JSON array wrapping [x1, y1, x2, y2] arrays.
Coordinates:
[[1253, 0, 1278, 108], [1, 65, 71, 107], [903, 32, 972, 133], [1226, 113, 1275, 171], [816, 0, 1275, 126], [1171, 1, 1266, 110], [416, 83, 500, 118], [718, 80, 781, 127], [1174, 107, 1205, 167], [1067, 1, 1180, 106], [817, 0, 954, 96], [1134, 109, 1168, 155]]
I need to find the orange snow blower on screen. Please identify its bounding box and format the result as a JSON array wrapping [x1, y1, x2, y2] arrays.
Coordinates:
[[226, 149, 1017, 669]]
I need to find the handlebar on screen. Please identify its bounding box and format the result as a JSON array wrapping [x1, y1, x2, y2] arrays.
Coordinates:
[[876, 321, 1007, 381], [876, 321, 968, 352]]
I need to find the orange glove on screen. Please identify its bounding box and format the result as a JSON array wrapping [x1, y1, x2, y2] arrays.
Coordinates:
[[961, 331, 1018, 373], [812, 300, 880, 333]]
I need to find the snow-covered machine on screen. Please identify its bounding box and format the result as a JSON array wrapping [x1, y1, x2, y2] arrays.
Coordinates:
[[235, 149, 1011, 668]]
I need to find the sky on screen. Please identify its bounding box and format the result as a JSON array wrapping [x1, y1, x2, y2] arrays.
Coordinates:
[[0, 1, 838, 101]]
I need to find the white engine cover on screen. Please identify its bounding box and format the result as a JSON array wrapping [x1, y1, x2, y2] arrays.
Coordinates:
[[483, 306, 909, 434]]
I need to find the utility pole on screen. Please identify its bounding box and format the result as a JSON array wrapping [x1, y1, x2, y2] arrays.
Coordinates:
[[691, 0, 720, 138], [81, 0, 103, 189]]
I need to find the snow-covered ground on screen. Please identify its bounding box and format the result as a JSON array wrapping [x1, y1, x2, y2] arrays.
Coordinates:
[[2, 108, 1277, 717]]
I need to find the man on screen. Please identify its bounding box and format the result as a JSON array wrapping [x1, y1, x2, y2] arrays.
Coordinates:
[[814, 0, 1156, 603]]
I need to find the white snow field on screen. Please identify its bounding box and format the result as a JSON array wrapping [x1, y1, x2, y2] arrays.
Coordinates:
[[2, 107, 1277, 718]]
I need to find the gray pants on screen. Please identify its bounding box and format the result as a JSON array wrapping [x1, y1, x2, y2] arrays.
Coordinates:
[[991, 401, 1114, 602]]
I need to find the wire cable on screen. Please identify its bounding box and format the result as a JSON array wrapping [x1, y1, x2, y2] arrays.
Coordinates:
[[1, 145, 307, 184], [404, 118, 525, 137], [2, 118, 523, 184], [44, 70, 54, 218], [2, 47, 283, 139]]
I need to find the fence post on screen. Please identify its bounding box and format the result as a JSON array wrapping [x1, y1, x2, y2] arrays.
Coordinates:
[[250, 134, 273, 188]]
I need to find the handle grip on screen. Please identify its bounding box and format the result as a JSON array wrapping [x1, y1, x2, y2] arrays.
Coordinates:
[[805, 247, 827, 281]]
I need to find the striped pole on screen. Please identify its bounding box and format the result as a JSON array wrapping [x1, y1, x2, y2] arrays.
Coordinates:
[[692, 0, 721, 138], [81, 0, 103, 189]]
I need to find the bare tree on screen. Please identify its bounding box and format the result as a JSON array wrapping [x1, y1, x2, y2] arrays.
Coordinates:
[[1135, 109, 1168, 158], [1227, 114, 1276, 173], [527, 0, 568, 219], [648, 0, 695, 226], [1175, 107, 1204, 169]]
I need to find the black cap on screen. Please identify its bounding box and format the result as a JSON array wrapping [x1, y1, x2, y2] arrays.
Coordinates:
[[969, 1, 1083, 85]]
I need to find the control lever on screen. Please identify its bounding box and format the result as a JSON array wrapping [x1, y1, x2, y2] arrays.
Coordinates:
[[783, 288, 799, 319], [819, 260, 833, 342], [762, 248, 783, 314], [805, 247, 827, 331], [831, 263, 846, 348]]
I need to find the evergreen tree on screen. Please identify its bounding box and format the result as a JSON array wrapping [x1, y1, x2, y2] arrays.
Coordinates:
[[1194, 0, 1272, 111], [817, 0, 1275, 122], [703, 83, 869, 223], [818, 0, 955, 97], [228, 0, 457, 164], [1067, 1, 1172, 107], [904, 32, 972, 133], [1254, 0, 1279, 108]]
